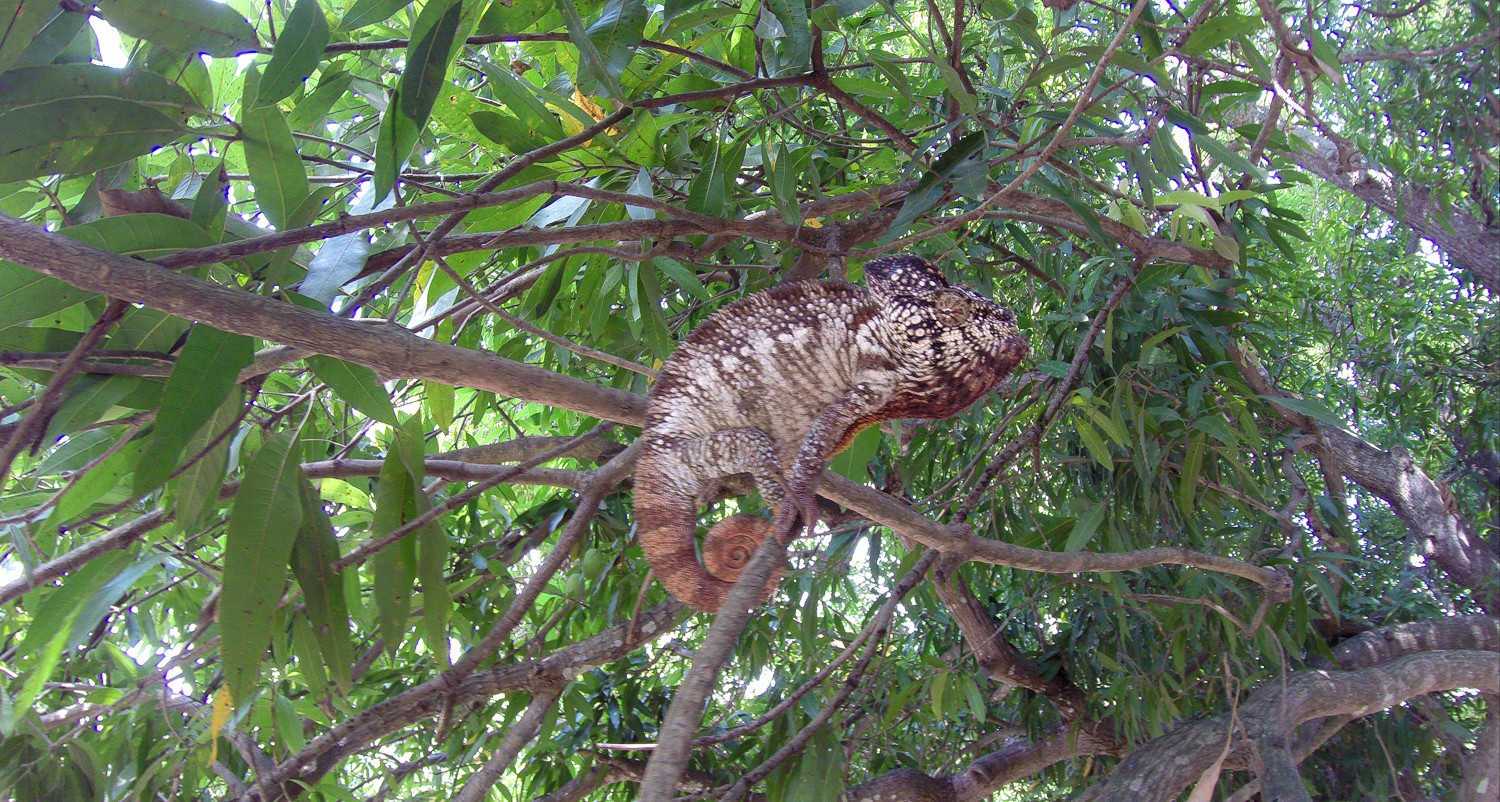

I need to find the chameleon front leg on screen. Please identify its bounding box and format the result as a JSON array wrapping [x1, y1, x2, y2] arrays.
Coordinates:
[[782, 377, 898, 537]]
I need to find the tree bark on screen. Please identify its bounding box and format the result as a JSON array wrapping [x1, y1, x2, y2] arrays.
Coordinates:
[[1295, 141, 1500, 293]]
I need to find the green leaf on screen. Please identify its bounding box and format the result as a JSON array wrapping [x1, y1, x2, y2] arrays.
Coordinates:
[[9, 6, 90, 71], [0, 0, 56, 73], [418, 496, 450, 667], [828, 426, 881, 482], [471, 109, 548, 153], [586, 0, 648, 87], [0, 262, 93, 330], [425, 380, 453, 430], [44, 437, 146, 529], [399, 0, 462, 129], [654, 257, 710, 300], [170, 388, 242, 532], [786, 724, 845, 800], [221, 430, 305, 704], [290, 477, 354, 690], [1180, 13, 1260, 57], [477, 57, 565, 141], [191, 160, 229, 238], [883, 130, 985, 240], [934, 60, 977, 114], [962, 674, 987, 721], [306, 354, 398, 425], [135, 324, 253, 496], [287, 70, 354, 131], [558, 0, 626, 99], [1063, 500, 1106, 552], [374, 84, 419, 200], [371, 418, 425, 654], [1261, 395, 1348, 429], [339, 0, 413, 31], [255, 0, 330, 108], [1177, 433, 1204, 515], [1072, 416, 1113, 470], [763, 0, 811, 73], [61, 213, 216, 258], [35, 429, 117, 476], [95, 0, 259, 57], [0, 97, 185, 182], [240, 81, 311, 229], [1165, 107, 1262, 177], [44, 376, 142, 442], [0, 64, 197, 117]]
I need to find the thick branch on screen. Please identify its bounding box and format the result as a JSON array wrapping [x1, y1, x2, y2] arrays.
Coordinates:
[[1294, 140, 1500, 293], [0, 213, 645, 425], [1230, 342, 1500, 612], [1092, 650, 1500, 802]]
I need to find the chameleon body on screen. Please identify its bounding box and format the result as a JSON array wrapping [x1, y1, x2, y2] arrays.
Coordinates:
[[635, 255, 1028, 612]]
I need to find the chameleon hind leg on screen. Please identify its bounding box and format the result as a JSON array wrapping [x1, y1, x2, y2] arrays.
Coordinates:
[[671, 427, 795, 519], [672, 427, 821, 542]]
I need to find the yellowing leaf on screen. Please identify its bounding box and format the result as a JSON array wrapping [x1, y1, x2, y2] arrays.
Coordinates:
[[209, 686, 233, 764]]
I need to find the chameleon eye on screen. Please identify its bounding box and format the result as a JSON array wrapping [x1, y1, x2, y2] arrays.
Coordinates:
[[934, 290, 973, 325]]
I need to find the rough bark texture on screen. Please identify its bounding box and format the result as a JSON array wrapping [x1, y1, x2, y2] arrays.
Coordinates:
[[1231, 341, 1500, 613], [1093, 650, 1499, 802], [1295, 141, 1500, 294]]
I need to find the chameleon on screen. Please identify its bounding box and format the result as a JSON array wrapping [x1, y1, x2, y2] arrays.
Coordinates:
[[634, 255, 1028, 613]]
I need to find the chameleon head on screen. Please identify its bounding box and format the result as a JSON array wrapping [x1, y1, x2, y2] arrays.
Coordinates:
[[863, 254, 1029, 416]]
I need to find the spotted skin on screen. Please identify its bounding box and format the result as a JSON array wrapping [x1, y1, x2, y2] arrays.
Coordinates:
[[635, 255, 1028, 612]]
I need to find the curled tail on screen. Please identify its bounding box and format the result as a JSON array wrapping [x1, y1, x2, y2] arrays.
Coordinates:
[[635, 471, 783, 613]]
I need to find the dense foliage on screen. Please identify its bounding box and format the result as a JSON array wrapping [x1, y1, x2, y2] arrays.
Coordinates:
[[0, 0, 1494, 800]]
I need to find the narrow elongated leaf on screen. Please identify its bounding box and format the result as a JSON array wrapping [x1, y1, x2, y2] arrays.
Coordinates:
[[170, 388, 243, 532], [398, 0, 462, 128], [0, 263, 93, 330], [418, 501, 450, 666], [1180, 13, 1259, 57], [1261, 395, 1348, 429], [44, 438, 146, 529], [1063, 500, 1107, 552], [1177, 433, 1205, 514], [585, 0, 647, 89], [61, 213, 215, 258], [0, 97, 185, 182], [0, 0, 56, 73], [95, 0, 258, 57], [306, 355, 398, 425], [221, 430, 304, 704], [425, 380, 453, 430], [558, 0, 626, 98], [828, 426, 881, 482], [11, 553, 129, 716], [135, 325, 252, 495], [255, 0, 330, 107], [478, 57, 565, 140], [787, 725, 845, 800], [374, 85, 418, 200], [339, 0, 413, 32], [44, 376, 144, 446], [287, 70, 353, 131], [883, 131, 985, 240], [290, 477, 354, 690], [371, 418, 425, 653], [0, 64, 197, 117], [300, 231, 371, 304], [241, 86, 310, 230]]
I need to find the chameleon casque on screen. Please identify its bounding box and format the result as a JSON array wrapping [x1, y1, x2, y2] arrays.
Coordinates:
[[634, 255, 1028, 613]]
